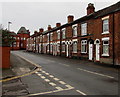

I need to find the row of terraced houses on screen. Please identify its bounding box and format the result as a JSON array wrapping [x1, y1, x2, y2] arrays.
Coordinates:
[[26, 2, 120, 65]]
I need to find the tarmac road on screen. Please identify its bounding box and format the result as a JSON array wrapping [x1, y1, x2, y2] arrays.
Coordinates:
[[10, 50, 119, 96]]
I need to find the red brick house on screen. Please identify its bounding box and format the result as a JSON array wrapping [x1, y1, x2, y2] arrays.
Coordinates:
[[26, 2, 120, 65], [11, 27, 30, 50]]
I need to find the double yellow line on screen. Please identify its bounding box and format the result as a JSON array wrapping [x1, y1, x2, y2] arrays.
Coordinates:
[[0, 54, 41, 82]]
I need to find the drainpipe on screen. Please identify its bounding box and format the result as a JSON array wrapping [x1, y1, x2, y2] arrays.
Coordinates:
[[112, 13, 115, 65]]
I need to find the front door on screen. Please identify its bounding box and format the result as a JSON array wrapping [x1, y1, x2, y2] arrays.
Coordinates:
[[96, 44, 100, 61], [66, 44, 69, 57], [89, 43, 93, 60]]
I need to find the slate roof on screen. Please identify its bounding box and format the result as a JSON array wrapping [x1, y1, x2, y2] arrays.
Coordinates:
[[30, 1, 120, 36], [17, 27, 29, 34]]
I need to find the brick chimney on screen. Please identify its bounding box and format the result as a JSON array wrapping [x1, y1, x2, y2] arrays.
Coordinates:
[[48, 25, 52, 30], [34, 31, 38, 34], [56, 23, 61, 27], [87, 3, 95, 15], [39, 28, 44, 33], [68, 15, 74, 23]]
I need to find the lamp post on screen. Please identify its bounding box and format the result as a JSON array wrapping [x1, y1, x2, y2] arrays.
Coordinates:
[[8, 22, 12, 31]]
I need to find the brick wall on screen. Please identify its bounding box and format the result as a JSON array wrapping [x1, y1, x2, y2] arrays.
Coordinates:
[[0, 47, 10, 68]]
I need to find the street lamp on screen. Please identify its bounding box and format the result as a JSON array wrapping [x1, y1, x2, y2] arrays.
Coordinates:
[[8, 22, 12, 31]]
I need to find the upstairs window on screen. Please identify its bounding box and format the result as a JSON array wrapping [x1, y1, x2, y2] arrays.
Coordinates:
[[57, 30, 60, 39], [73, 26, 77, 37], [103, 19, 109, 33], [47, 34, 49, 42], [81, 23, 87, 36], [62, 29, 66, 39], [81, 40, 87, 53], [50, 33, 53, 41]]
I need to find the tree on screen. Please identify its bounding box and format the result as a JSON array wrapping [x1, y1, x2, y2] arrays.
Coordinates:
[[0, 29, 15, 46]]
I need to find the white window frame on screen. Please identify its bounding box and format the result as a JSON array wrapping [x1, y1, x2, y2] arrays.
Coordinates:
[[102, 16, 109, 34], [102, 37, 109, 56], [81, 40, 87, 53], [72, 25, 77, 37], [50, 33, 53, 41], [62, 29, 66, 39], [57, 30, 60, 39], [73, 41, 77, 53], [81, 23, 87, 36], [47, 34, 49, 42]]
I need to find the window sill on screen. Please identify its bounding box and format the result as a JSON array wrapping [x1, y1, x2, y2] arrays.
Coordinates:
[[73, 52, 77, 53], [81, 52, 87, 54], [102, 54, 109, 56], [102, 31, 109, 35]]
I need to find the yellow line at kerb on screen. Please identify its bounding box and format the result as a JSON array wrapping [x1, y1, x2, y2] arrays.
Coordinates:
[[0, 68, 40, 82], [26, 86, 74, 96]]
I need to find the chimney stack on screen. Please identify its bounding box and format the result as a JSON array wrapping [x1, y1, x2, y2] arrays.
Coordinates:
[[39, 28, 44, 33], [56, 23, 61, 27], [48, 25, 52, 30], [87, 3, 95, 15], [68, 15, 74, 23], [34, 31, 38, 34]]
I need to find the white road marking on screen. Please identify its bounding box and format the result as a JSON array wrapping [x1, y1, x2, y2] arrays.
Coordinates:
[[44, 79, 50, 82], [41, 76, 46, 79], [45, 73, 49, 75], [59, 81, 66, 85], [49, 75, 54, 78], [53, 78, 60, 81], [37, 74, 42, 76], [49, 82, 56, 86], [41, 71, 46, 73], [65, 85, 74, 89], [77, 68, 114, 79], [55, 87, 63, 90], [35, 72, 39, 74], [76, 90, 87, 95]]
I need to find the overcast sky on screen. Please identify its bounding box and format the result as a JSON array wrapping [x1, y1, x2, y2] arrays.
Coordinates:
[[1, 0, 120, 35]]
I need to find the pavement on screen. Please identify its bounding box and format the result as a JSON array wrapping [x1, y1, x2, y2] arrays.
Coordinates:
[[1, 52, 36, 96], [0, 50, 119, 96]]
